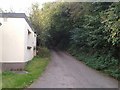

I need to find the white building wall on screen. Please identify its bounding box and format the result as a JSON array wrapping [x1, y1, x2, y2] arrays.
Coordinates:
[[33, 34, 37, 56], [24, 19, 35, 62], [0, 17, 36, 63], [0, 22, 1, 88], [0, 20, 2, 63], [0, 18, 25, 63]]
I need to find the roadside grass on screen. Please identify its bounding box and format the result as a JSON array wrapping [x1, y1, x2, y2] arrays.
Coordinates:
[[68, 49, 120, 80], [77, 53, 119, 80], [0, 72, 2, 89], [2, 48, 50, 89]]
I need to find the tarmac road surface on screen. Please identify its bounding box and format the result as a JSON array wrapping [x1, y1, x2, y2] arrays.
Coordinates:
[[29, 51, 118, 88]]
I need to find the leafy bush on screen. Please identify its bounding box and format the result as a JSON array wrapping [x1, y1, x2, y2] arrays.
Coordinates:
[[29, 2, 120, 80], [37, 47, 50, 58], [68, 49, 120, 80]]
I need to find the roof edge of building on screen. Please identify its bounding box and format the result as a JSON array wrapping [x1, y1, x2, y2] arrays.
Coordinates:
[[0, 13, 35, 32]]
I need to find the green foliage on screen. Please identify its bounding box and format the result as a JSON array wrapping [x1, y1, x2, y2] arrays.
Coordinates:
[[37, 47, 50, 57], [29, 2, 120, 79], [100, 2, 120, 46], [68, 49, 120, 80]]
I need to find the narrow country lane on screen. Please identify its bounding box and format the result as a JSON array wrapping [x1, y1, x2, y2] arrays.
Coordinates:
[[29, 51, 118, 88]]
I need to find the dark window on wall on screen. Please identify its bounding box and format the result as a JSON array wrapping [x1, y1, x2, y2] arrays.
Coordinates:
[[28, 29, 31, 35], [34, 33, 37, 37], [0, 22, 2, 26], [27, 46, 32, 50]]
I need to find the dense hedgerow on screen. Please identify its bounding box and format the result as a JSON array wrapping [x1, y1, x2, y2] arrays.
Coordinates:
[[29, 2, 120, 79]]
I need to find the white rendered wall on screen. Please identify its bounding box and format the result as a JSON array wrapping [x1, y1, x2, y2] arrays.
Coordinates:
[[24, 19, 35, 62], [0, 19, 2, 63], [0, 17, 36, 63], [33, 34, 37, 56], [1, 18, 25, 63], [34, 34, 37, 47], [0, 20, 2, 87]]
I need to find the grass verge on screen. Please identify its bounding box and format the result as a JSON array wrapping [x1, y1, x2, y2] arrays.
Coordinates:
[[68, 49, 120, 80], [2, 48, 50, 89]]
